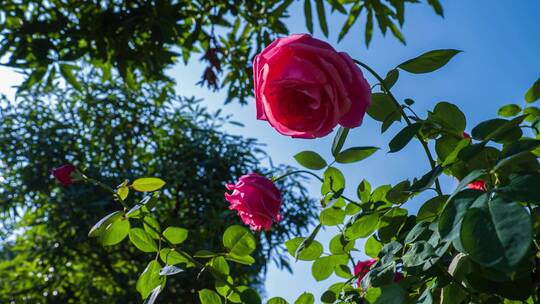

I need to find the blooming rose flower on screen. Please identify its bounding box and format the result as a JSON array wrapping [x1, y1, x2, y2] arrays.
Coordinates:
[[467, 180, 486, 191], [224, 173, 282, 231], [253, 34, 371, 138], [52, 164, 77, 186], [354, 258, 403, 287]]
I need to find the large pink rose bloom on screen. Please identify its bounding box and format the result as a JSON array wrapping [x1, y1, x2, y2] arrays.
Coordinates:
[[225, 173, 283, 231], [253, 34, 371, 138]]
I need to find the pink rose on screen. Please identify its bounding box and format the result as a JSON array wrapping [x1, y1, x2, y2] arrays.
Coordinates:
[[354, 258, 403, 287], [52, 164, 77, 186], [225, 173, 282, 231], [354, 258, 377, 287], [467, 180, 486, 191], [253, 34, 371, 138]]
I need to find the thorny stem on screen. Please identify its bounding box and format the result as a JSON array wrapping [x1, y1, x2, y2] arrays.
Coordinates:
[[352, 59, 443, 196]]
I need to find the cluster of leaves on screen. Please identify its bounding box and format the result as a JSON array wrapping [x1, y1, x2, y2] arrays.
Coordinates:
[[0, 71, 315, 303], [0, 0, 442, 103], [277, 50, 540, 303]]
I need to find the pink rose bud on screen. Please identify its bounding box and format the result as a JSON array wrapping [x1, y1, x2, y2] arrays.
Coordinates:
[[467, 180, 486, 191], [354, 258, 378, 287], [52, 164, 77, 186], [225, 173, 282, 231], [253, 34, 371, 139]]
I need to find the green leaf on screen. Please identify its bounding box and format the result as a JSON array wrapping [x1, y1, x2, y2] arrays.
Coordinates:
[[294, 151, 327, 170], [199, 289, 223, 304], [295, 292, 315, 304], [88, 211, 123, 237], [331, 127, 349, 156], [460, 197, 532, 273], [367, 93, 400, 122], [321, 167, 345, 194], [398, 49, 462, 74], [143, 216, 161, 239], [427, 0, 444, 16], [159, 248, 195, 267], [498, 104, 522, 117], [129, 228, 158, 252], [389, 123, 421, 153], [496, 173, 540, 204], [320, 207, 345, 226], [335, 146, 379, 163], [357, 179, 371, 202], [374, 284, 407, 304], [223, 225, 256, 256], [163, 226, 188, 244], [449, 169, 488, 200], [525, 77, 540, 103], [472, 115, 526, 142], [377, 208, 408, 242], [429, 102, 466, 135], [59, 63, 82, 91], [338, 3, 362, 42], [285, 237, 323, 261], [389, 22, 405, 44], [402, 241, 436, 267], [101, 217, 130, 246], [365, 9, 373, 47], [225, 253, 255, 265], [210, 256, 230, 276], [409, 166, 443, 193], [314, 0, 328, 36], [137, 260, 165, 300], [312, 256, 334, 281], [268, 297, 289, 304], [439, 190, 486, 241], [344, 213, 379, 240], [417, 195, 448, 222], [304, 0, 313, 33], [384, 69, 399, 89], [132, 177, 166, 192], [365, 235, 383, 257]]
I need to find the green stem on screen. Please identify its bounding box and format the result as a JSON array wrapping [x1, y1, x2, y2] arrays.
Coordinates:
[[353, 59, 443, 196], [273, 169, 323, 183]]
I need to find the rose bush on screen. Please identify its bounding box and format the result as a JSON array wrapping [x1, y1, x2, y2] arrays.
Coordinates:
[[57, 32, 540, 304], [254, 34, 371, 138]]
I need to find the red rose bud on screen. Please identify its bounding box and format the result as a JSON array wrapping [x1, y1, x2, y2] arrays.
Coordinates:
[[52, 164, 77, 186], [253, 34, 371, 138], [462, 132, 471, 139], [354, 258, 377, 288], [467, 180, 486, 191], [394, 271, 404, 282], [225, 173, 282, 231]]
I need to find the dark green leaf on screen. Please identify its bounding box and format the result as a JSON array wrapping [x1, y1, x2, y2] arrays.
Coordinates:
[[304, 0, 313, 33], [59, 63, 82, 91], [294, 151, 327, 170], [427, 0, 444, 16], [439, 190, 486, 241], [367, 93, 400, 122], [398, 49, 461, 74], [410, 166, 443, 193], [365, 9, 373, 47], [460, 197, 532, 273], [417, 195, 448, 222], [338, 3, 362, 42], [402, 241, 436, 267], [384, 69, 399, 89], [389, 123, 421, 153], [335, 146, 379, 163], [496, 173, 540, 204], [315, 0, 328, 36]]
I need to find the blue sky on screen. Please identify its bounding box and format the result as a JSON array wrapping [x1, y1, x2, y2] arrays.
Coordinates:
[[1, 0, 539, 302]]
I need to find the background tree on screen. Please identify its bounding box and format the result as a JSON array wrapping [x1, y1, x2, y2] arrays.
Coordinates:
[[0, 72, 316, 302]]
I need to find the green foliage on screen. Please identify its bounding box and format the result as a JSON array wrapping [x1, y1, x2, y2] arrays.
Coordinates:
[[294, 151, 327, 170]]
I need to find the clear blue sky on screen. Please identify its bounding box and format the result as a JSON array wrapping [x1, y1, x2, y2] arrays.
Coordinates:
[[1, 0, 539, 302]]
